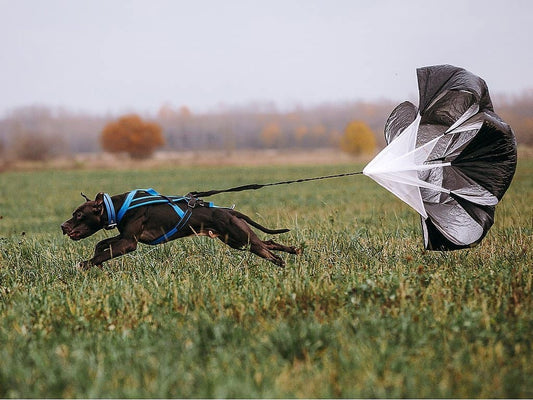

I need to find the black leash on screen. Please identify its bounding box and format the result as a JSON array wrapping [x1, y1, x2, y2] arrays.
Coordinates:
[[189, 170, 364, 198]]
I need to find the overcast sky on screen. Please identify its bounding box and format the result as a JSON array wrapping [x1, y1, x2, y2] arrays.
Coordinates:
[[1, 0, 532, 116]]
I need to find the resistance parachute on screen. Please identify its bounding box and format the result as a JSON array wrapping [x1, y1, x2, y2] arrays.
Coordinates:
[[363, 65, 517, 250]]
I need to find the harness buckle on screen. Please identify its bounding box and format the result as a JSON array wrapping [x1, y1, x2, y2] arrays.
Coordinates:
[[187, 196, 198, 208], [186, 193, 205, 209]]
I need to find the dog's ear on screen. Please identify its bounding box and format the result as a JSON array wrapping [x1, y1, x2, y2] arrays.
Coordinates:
[[94, 192, 104, 205], [93, 192, 105, 215], [81, 192, 91, 202]]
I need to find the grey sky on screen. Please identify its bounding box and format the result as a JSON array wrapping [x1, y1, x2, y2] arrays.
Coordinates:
[[1, 0, 532, 115]]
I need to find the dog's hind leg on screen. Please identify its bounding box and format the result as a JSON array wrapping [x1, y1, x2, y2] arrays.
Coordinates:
[[263, 239, 301, 255], [216, 215, 286, 267], [217, 234, 286, 267], [249, 242, 286, 267]]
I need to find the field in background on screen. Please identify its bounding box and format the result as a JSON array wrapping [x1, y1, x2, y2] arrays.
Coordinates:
[[0, 158, 531, 397], [1, 148, 365, 172]]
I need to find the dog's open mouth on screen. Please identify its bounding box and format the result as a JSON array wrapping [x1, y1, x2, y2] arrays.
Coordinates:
[[67, 231, 82, 240]]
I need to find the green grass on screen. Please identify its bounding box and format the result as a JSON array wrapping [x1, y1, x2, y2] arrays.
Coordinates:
[[0, 160, 531, 398]]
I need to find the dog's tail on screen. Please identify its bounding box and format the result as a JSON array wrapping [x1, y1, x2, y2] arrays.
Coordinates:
[[231, 210, 290, 234]]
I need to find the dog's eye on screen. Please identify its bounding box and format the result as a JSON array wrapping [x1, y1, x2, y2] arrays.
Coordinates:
[[76, 212, 84, 220]]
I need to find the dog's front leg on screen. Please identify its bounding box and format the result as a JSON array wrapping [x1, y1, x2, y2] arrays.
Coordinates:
[[79, 236, 138, 269]]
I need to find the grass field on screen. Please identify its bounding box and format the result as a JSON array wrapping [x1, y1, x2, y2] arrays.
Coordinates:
[[0, 159, 531, 398]]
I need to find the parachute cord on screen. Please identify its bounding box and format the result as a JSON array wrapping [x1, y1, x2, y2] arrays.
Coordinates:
[[189, 170, 364, 198]]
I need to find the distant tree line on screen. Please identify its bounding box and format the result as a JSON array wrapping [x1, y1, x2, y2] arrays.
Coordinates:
[[0, 93, 532, 161]]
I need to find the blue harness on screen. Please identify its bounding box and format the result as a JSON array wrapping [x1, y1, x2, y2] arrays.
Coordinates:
[[102, 188, 215, 245]]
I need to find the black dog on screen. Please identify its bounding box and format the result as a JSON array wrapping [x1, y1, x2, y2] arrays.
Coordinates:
[[61, 189, 301, 269]]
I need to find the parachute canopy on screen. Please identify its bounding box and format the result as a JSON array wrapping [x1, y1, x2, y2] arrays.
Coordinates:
[[363, 65, 517, 250]]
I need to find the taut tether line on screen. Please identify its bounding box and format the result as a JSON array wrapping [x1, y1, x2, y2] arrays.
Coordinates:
[[189, 170, 364, 198]]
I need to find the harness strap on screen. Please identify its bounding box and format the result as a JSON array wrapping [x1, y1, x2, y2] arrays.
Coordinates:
[[117, 189, 187, 221], [143, 188, 191, 245], [104, 188, 199, 245], [103, 193, 117, 230], [149, 208, 193, 245], [117, 190, 138, 223]]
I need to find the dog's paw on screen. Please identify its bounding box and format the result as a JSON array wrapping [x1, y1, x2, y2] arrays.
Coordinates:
[[77, 261, 91, 270]]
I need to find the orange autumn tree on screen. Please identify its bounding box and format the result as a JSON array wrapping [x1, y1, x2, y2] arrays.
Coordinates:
[[340, 120, 376, 156], [260, 122, 282, 148], [100, 114, 165, 159]]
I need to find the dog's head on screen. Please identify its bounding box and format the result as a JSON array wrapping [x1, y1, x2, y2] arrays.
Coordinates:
[[61, 193, 106, 240]]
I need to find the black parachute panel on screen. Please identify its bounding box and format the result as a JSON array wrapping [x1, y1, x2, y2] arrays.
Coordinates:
[[370, 65, 517, 250]]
